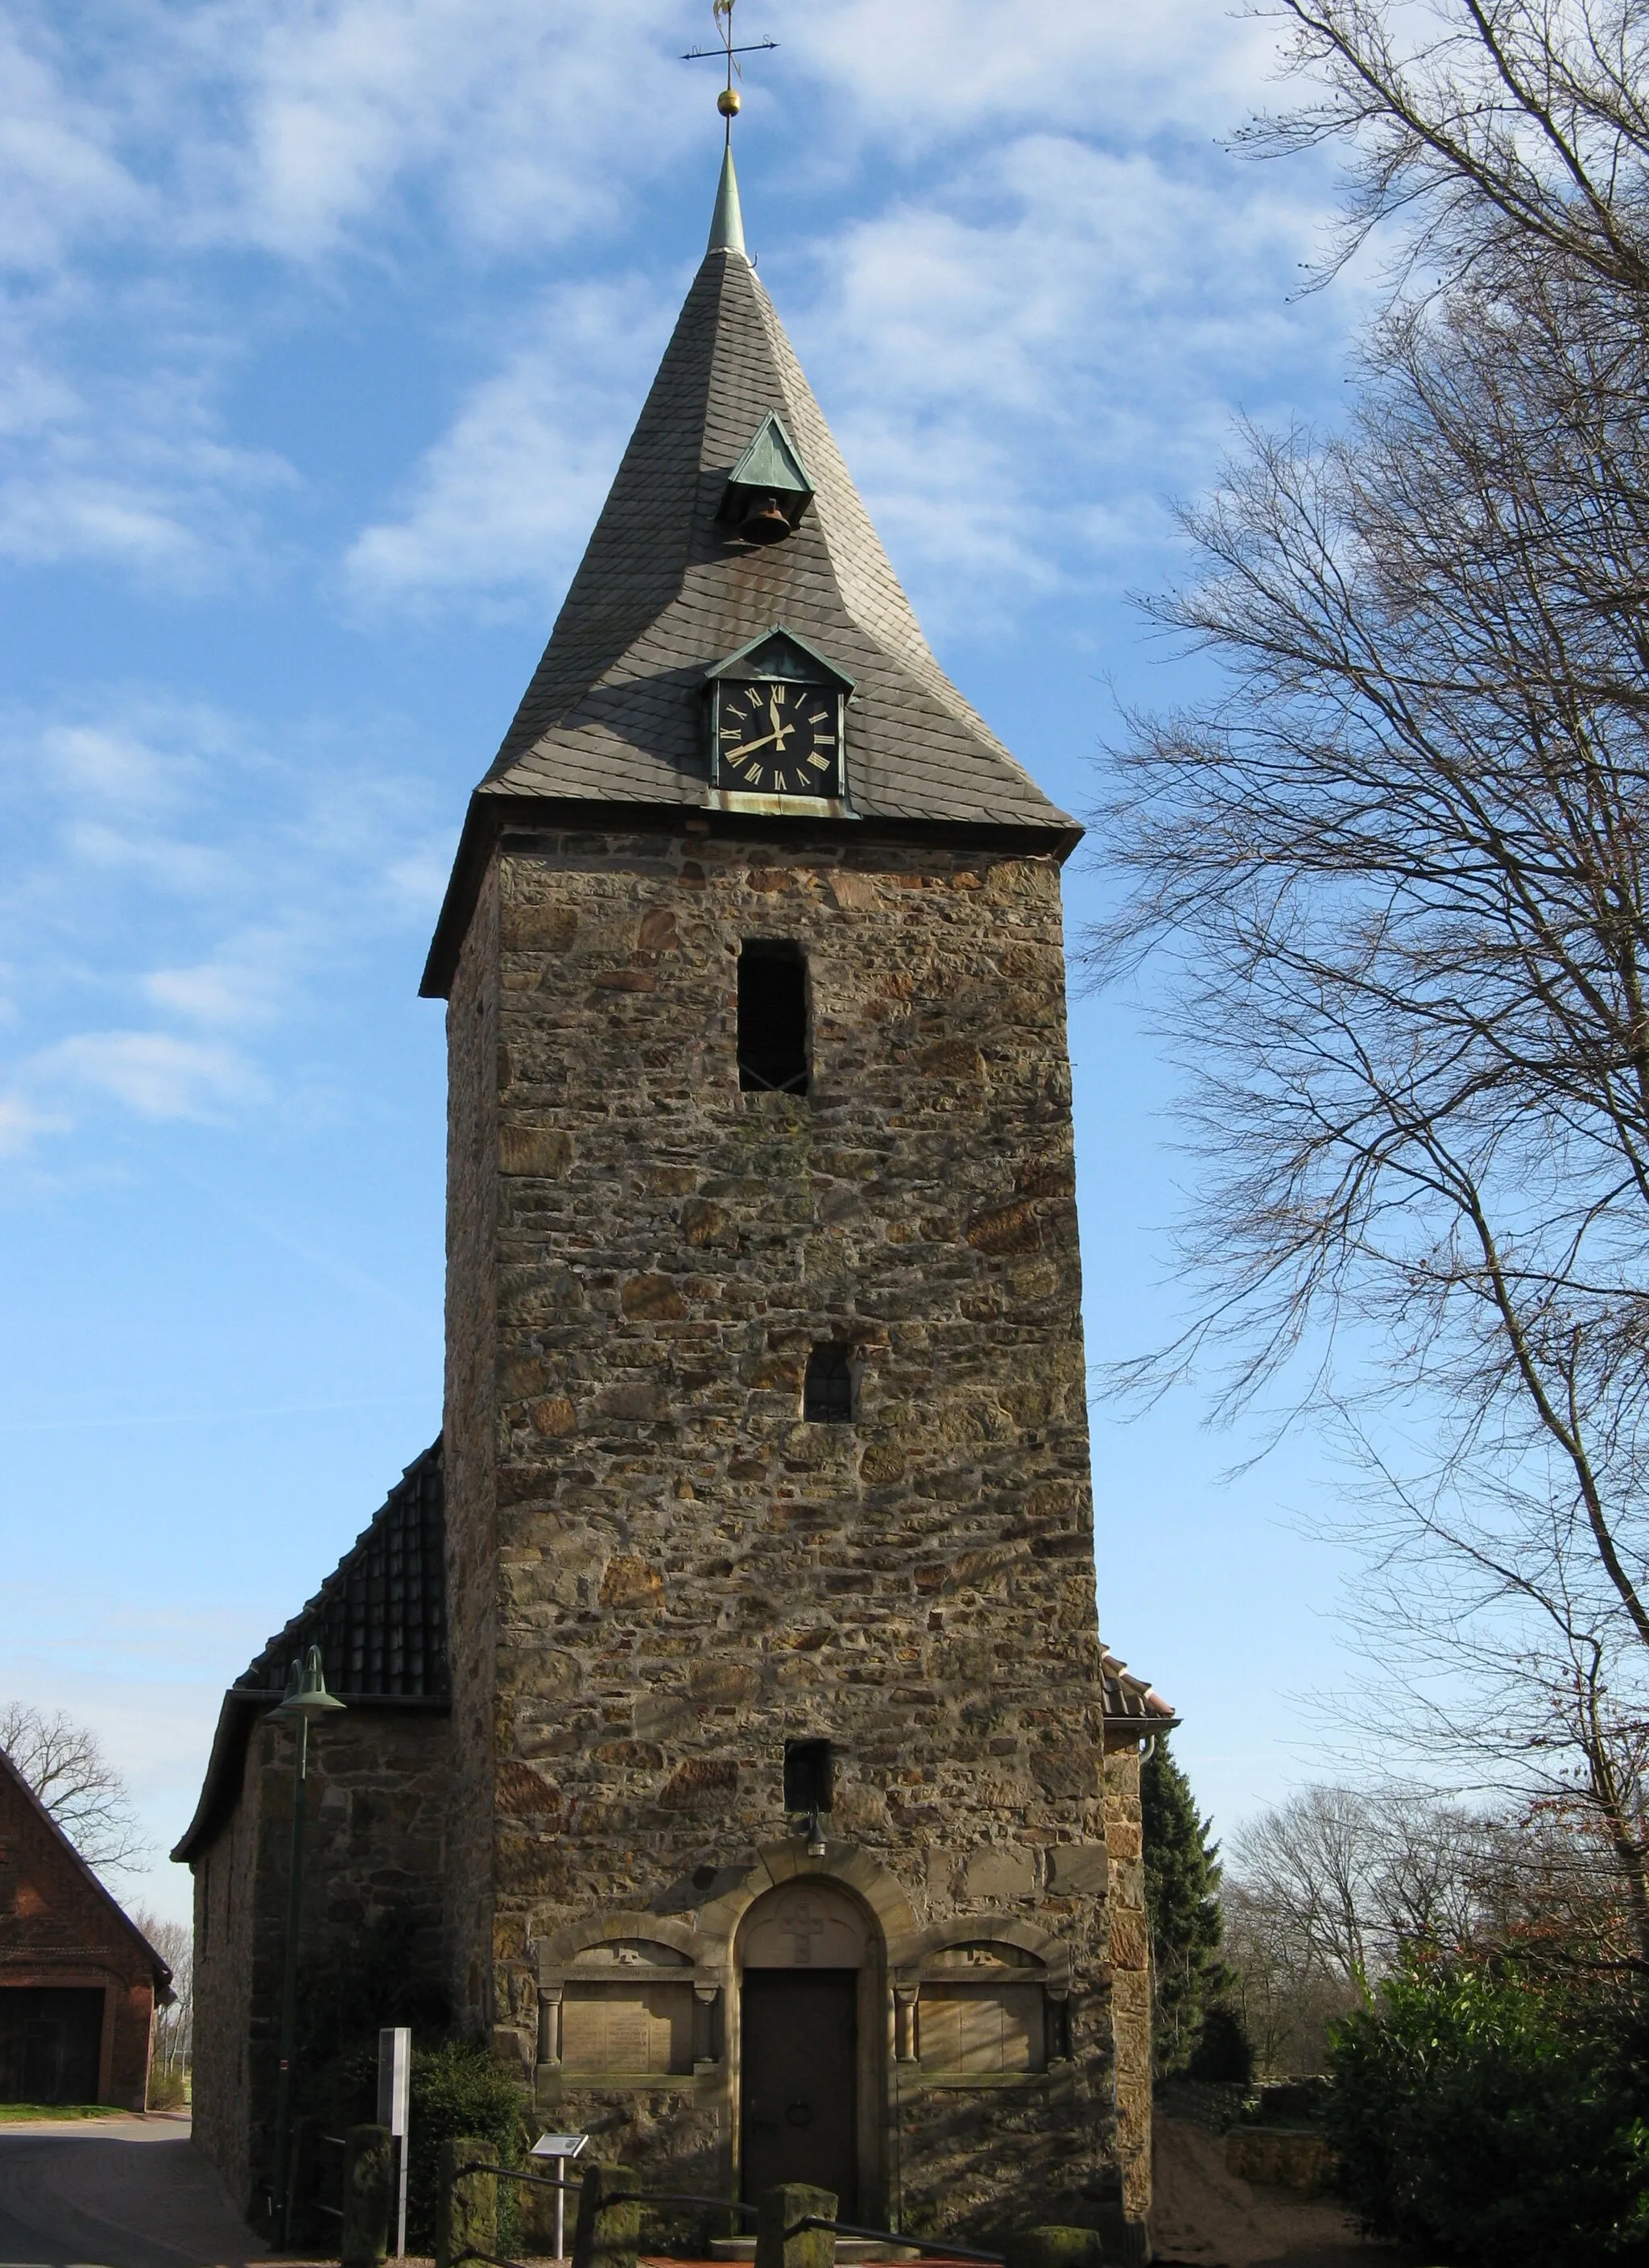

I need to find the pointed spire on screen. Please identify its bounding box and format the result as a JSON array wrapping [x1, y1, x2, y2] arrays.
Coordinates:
[[708, 141, 746, 258]]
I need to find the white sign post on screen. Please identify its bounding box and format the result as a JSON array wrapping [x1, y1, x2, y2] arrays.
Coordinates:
[[378, 2027, 411, 2260], [529, 2131, 589, 2262]]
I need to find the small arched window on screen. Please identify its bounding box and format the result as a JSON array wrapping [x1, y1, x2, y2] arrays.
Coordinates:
[[804, 1343, 854, 1424]]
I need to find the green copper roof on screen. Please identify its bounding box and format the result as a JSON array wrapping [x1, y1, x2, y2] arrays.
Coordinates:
[[728, 409, 811, 497], [707, 142, 746, 258]]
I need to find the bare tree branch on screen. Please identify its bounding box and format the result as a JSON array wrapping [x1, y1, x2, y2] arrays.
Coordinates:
[[0, 1704, 150, 1878], [1089, 0, 1649, 1938]]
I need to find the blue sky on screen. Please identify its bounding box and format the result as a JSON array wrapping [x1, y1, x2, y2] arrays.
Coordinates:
[[0, 0, 1374, 1924]]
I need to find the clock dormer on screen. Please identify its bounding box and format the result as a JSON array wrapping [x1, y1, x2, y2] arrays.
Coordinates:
[[705, 627, 854, 811]]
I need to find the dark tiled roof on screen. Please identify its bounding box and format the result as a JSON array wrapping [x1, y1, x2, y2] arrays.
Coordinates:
[[174, 1441, 448, 1864], [1099, 1646, 1179, 1741], [424, 198, 1079, 995], [237, 1438, 447, 1702]]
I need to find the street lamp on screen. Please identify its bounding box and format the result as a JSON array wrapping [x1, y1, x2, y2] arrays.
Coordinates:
[[269, 1645, 345, 2245]]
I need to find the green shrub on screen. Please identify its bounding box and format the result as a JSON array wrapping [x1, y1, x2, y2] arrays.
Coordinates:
[[333, 2037, 524, 2253], [1186, 2002, 1254, 2084], [1325, 1958, 1649, 2266]]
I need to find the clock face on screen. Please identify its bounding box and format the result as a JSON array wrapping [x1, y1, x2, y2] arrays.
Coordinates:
[[716, 678, 841, 797]]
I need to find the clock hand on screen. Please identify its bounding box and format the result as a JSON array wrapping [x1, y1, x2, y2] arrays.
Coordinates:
[[730, 728, 783, 757], [768, 689, 792, 748]]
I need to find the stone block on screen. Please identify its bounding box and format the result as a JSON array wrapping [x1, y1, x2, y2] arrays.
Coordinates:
[[436, 2138, 497, 2268], [754, 2183, 837, 2268], [341, 2125, 392, 2268], [1108, 1911, 1149, 1970], [963, 1845, 1035, 1898], [1005, 2228, 1105, 2268], [570, 2162, 640, 2268], [501, 1124, 573, 1177], [1049, 1844, 1108, 1895]]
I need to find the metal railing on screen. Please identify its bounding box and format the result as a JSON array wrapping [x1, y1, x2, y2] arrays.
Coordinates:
[[447, 2158, 1006, 2268]]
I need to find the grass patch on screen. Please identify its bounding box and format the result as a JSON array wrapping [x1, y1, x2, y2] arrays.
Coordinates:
[[0, 2103, 122, 2121]]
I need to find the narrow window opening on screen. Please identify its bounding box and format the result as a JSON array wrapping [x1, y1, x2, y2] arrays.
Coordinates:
[[783, 1738, 834, 1816], [738, 940, 808, 1094], [804, 1343, 854, 1423]]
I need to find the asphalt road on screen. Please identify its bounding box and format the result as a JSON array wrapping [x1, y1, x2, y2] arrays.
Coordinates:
[[0, 2119, 256, 2268]]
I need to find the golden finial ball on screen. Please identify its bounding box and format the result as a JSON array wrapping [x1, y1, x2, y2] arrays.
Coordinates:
[[717, 87, 742, 116]]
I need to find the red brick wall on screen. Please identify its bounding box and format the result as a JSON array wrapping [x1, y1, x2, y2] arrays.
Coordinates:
[[0, 1765, 161, 2110]]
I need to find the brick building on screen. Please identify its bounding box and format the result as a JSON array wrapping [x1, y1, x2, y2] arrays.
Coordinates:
[[0, 1748, 172, 2109], [178, 145, 1175, 2254]]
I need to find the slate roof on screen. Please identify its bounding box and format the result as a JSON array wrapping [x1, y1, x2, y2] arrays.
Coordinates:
[[423, 156, 1078, 995], [172, 1440, 448, 1864]]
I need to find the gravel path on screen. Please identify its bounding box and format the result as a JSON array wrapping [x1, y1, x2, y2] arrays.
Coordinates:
[[1151, 2117, 1402, 2268]]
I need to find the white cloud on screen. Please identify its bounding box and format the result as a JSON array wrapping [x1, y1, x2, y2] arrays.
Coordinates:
[[0, 0, 1349, 590], [0, 10, 147, 271], [143, 929, 300, 1028], [0, 691, 447, 1161], [787, 0, 1287, 144], [0, 1094, 66, 1154], [34, 1028, 262, 1119], [794, 130, 1345, 627], [345, 275, 672, 603], [349, 119, 1349, 628]]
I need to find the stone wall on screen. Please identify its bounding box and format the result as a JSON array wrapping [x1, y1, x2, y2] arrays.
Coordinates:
[[1101, 1744, 1151, 2223], [440, 823, 1143, 2236], [188, 1705, 453, 2216], [192, 1734, 262, 2196], [445, 854, 503, 2042]]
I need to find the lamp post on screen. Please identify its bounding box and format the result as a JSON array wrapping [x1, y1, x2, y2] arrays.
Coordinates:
[[268, 1644, 345, 2245]]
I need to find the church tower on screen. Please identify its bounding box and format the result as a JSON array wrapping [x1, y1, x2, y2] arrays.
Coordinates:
[[422, 142, 1168, 2247]]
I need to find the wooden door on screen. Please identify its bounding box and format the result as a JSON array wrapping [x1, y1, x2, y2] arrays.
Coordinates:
[[0, 1987, 103, 2104], [740, 1969, 857, 2214]]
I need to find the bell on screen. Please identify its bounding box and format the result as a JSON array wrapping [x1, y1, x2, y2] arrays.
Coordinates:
[[739, 492, 792, 545]]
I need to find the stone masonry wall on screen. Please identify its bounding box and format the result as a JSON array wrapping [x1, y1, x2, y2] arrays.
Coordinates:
[[445, 855, 503, 2039], [192, 1745, 260, 2200], [1102, 1744, 1151, 2223], [443, 824, 1136, 2235], [189, 1707, 453, 2216]]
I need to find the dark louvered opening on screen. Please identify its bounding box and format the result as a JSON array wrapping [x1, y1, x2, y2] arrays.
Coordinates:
[[804, 1344, 854, 1424], [783, 1738, 834, 1815], [738, 941, 808, 1094]]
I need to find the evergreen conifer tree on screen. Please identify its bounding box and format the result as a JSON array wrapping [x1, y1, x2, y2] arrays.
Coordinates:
[[1142, 1738, 1234, 2074]]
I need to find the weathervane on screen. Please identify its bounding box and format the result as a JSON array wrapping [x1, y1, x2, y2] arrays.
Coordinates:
[[683, 0, 777, 141]]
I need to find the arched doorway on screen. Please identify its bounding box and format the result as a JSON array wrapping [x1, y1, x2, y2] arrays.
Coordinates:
[[736, 1881, 876, 2216]]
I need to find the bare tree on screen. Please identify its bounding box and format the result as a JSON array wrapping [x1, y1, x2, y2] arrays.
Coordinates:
[[0, 1703, 149, 1877], [134, 1908, 192, 2098], [1089, 0, 1649, 1960], [1248, 0, 1649, 296], [1223, 1785, 1519, 2068]]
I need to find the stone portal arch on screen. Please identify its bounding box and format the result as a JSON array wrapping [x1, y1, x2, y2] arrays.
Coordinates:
[[738, 1879, 871, 1970], [705, 1845, 905, 2224]]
